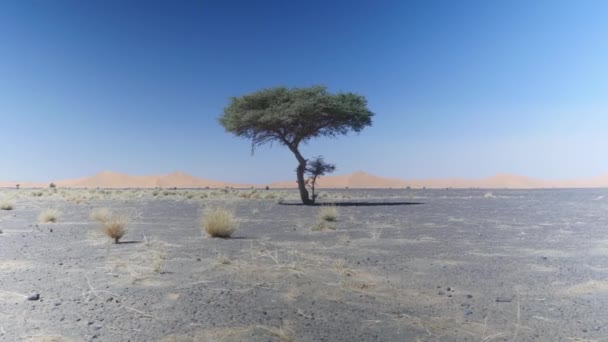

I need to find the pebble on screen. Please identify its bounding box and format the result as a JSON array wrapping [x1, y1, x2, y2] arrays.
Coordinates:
[[495, 297, 512, 303], [27, 293, 40, 301]]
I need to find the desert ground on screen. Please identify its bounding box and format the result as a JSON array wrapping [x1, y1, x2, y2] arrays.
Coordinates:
[[0, 187, 607, 341]]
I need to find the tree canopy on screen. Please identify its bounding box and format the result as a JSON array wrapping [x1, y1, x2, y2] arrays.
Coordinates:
[[219, 86, 374, 152]]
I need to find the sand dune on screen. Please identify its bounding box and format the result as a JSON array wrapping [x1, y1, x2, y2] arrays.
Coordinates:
[[2, 170, 608, 189], [53, 171, 254, 189], [270, 171, 608, 189]]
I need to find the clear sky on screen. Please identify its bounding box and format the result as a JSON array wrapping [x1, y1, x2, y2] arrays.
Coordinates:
[[1, 0, 607, 183]]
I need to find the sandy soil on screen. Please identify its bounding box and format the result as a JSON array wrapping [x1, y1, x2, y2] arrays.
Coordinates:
[[0, 188, 607, 341]]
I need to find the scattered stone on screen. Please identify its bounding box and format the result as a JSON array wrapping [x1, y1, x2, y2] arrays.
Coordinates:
[[438, 291, 445, 295], [541, 256, 548, 260], [495, 297, 512, 303], [466, 294, 473, 298], [465, 310, 473, 316], [27, 293, 40, 301]]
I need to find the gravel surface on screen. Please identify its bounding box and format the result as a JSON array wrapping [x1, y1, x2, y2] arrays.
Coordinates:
[[1, 188, 607, 341]]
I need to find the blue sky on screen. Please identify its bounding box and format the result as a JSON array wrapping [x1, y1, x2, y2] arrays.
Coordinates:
[[0, 0, 606, 183]]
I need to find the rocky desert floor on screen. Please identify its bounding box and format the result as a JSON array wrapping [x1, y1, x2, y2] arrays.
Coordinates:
[[1, 188, 608, 341]]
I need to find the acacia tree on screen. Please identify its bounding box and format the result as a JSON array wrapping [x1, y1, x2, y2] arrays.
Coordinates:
[[219, 85, 374, 205], [305, 156, 335, 203]]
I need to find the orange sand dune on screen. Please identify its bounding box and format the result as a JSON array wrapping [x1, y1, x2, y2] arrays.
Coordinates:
[[53, 171, 254, 189], [2, 170, 608, 189], [270, 171, 608, 189]]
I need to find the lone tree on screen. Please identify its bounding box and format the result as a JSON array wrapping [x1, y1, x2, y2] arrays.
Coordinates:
[[220, 85, 373, 205]]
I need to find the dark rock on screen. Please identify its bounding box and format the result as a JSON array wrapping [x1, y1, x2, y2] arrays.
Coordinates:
[[495, 297, 512, 303], [27, 293, 40, 301]]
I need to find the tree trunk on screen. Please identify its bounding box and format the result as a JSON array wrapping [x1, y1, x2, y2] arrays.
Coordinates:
[[288, 145, 313, 205]]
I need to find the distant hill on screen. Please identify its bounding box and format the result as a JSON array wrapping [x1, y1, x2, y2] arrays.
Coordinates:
[[269, 171, 608, 189], [2, 170, 608, 189], [53, 171, 254, 189]]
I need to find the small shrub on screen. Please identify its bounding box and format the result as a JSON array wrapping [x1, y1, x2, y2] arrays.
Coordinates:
[[151, 249, 167, 273], [0, 198, 14, 210], [319, 205, 338, 222], [90, 208, 111, 222], [201, 208, 237, 238], [311, 221, 335, 231], [217, 255, 232, 265], [39, 208, 60, 223], [101, 213, 128, 243]]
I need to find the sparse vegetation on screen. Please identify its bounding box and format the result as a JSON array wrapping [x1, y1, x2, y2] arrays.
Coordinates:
[[39, 208, 60, 223], [90, 208, 111, 222], [151, 248, 167, 273], [305, 156, 336, 203], [311, 221, 335, 231], [0, 198, 14, 210], [319, 205, 338, 222], [93, 210, 128, 243], [217, 254, 232, 265], [201, 208, 237, 238]]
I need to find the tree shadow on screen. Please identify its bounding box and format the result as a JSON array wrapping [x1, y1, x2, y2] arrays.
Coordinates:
[[279, 201, 424, 207], [116, 240, 143, 244]]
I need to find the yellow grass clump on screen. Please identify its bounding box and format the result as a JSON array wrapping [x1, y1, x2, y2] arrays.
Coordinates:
[[101, 214, 128, 244], [201, 208, 237, 238], [91, 208, 127, 243], [319, 205, 338, 222], [39, 208, 60, 223], [90, 207, 111, 222], [0, 198, 14, 210]]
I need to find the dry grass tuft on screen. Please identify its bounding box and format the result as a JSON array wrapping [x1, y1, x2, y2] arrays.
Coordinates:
[[311, 221, 335, 231], [39, 208, 60, 223], [102, 216, 127, 243], [90, 208, 111, 222], [319, 205, 338, 222], [95, 211, 128, 243], [0, 198, 14, 210], [99, 212, 128, 243], [201, 208, 237, 238], [217, 254, 232, 265]]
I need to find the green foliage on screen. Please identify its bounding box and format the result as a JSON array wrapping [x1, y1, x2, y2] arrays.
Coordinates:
[[219, 86, 373, 152], [305, 156, 336, 202]]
